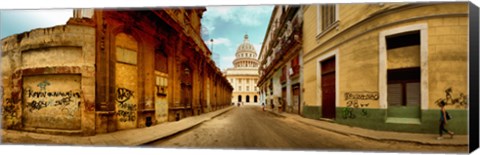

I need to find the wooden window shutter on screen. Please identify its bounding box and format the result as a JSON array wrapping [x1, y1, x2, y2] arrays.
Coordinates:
[[406, 82, 420, 106], [388, 83, 402, 106]]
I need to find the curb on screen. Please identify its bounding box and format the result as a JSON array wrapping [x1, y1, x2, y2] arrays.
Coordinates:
[[294, 119, 468, 147], [138, 106, 235, 145], [1, 106, 235, 146], [269, 111, 468, 147], [265, 110, 287, 118]]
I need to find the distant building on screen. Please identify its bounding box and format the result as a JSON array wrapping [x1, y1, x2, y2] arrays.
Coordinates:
[[1, 8, 233, 135], [225, 34, 260, 105]]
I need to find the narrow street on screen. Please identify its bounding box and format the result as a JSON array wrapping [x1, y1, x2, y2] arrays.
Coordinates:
[[147, 105, 467, 153]]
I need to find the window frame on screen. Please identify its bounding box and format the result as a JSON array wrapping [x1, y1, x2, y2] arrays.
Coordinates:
[[316, 4, 339, 38]]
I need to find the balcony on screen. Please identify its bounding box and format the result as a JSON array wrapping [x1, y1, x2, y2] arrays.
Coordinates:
[[259, 7, 303, 83], [290, 65, 300, 78]]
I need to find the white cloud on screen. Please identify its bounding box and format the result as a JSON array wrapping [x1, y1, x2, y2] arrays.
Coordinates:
[[205, 37, 232, 46], [221, 55, 236, 62], [220, 56, 236, 69]]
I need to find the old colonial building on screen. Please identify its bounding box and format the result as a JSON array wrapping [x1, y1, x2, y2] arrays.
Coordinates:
[[1, 8, 233, 135], [301, 3, 468, 134], [224, 34, 260, 105], [257, 5, 304, 114]]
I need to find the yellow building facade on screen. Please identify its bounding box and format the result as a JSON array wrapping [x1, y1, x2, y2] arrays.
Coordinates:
[[301, 3, 468, 134]]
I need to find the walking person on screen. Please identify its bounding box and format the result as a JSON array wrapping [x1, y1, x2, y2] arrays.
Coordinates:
[[438, 100, 454, 140], [262, 102, 265, 111]]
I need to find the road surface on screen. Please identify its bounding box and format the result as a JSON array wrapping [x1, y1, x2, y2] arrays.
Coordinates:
[[147, 105, 467, 153]]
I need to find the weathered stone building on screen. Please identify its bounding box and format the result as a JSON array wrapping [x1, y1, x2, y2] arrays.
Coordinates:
[[301, 3, 468, 134], [1, 8, 233, 135], [225, 34, 260, 105], [258, 5, 304, 114]]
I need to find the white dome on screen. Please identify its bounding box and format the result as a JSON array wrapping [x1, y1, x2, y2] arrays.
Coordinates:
[[237, 35, 256, 51], [233, 34, 259, 68]]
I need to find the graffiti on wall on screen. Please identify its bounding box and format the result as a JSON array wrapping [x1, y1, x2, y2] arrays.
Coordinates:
[[22, 75, 82, 130], [435, 87, 468, 109], [116, 87, 134, 104], [25, 88, 81, 112], [24, 81, 81, 114], [342, 91, 378, 119], [116, 87, 137, 122]]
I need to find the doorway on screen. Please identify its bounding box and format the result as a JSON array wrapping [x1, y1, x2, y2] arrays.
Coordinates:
[[385, 30, 421, 121], [292, 84, 301, 114], [321, 56, 336, 119]]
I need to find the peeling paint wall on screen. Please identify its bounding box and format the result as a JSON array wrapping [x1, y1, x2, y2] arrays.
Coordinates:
[[1, 24, 96, 135], [21, 47, 83, 68]]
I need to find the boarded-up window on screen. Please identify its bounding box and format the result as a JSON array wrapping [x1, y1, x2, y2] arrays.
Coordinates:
[[114, 33, 139, 130]]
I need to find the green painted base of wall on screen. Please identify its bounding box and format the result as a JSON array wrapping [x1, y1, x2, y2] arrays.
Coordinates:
[[302, 106, 467, 134], [302, 106, 322, 120]]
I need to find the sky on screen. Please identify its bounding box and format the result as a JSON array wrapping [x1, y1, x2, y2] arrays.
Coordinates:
[[0, 9, 73, 39], [0, 6, 273, 71], [201, 6, 273, 70]]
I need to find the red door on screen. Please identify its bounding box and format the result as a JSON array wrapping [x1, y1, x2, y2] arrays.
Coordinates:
[[321, 57, 336, 119]]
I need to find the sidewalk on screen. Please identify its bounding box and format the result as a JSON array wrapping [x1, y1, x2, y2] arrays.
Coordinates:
[[265, 108, 468, 146], [1, 106, 234, 146]]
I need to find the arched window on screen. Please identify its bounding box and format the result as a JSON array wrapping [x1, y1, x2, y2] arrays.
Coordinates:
[[238, 95, 242, 102], [246, 95, 250, 103], [254, 95, 258, 102]]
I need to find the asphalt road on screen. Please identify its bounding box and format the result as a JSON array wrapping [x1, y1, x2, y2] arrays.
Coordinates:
[[147, 105, 467, 153]]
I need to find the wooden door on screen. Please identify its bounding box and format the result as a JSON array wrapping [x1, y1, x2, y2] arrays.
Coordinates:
[[321, 57, 336, 119]]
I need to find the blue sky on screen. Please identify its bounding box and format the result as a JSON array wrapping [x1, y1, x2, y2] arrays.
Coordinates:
[[0, 9, 73, 39], [0, 6, 273, 70], [201, 5, 273, 70]]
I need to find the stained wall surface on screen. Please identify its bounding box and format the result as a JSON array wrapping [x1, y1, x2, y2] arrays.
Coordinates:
[[1, 24, 96, 135]]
